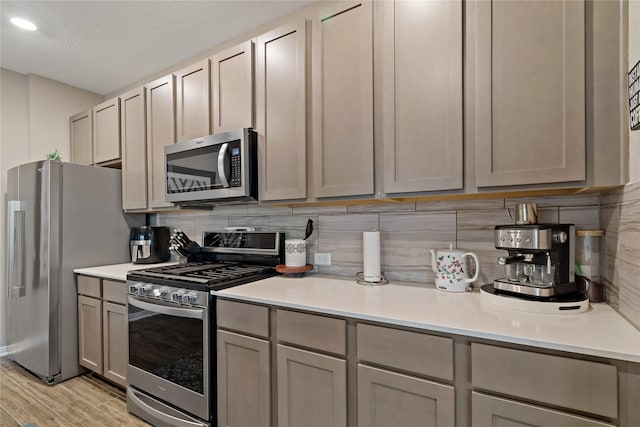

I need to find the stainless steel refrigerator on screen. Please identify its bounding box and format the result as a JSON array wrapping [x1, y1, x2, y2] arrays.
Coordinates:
[[6, 160, 143, 384]]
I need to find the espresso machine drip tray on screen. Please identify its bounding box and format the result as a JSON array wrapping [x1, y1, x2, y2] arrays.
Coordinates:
[[480, 284, 589, 314], [493, 279, 577, 297]]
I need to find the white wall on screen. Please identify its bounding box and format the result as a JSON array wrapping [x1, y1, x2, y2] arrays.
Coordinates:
[[0, 68, 103, 351], [630, 0, 640, 182]]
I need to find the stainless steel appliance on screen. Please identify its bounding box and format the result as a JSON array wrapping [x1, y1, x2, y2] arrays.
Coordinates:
[[492, 223, 576, 297], [129, 226, 170, 264], [126, 231, 283, 427], [164, 128, 257, 205], [5, 160, 142, 384], [480, 217, 589, 313]]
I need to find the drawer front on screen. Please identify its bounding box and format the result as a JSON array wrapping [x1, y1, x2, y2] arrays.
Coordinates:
[[102, 280, 126, 305], [77, 275, 101, 298], [357, 323, 454, 381], [472, 392, 615, 427], [217, 299, 269, 338], [471, 343, 618, 419], [277, 310, 346, 356]]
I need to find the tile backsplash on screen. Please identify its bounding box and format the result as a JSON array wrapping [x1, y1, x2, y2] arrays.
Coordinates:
[[157, 189, 640, 330], [156, 193, 601, 289]]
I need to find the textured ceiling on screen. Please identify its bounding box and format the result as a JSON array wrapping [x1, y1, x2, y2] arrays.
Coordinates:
[[0, 0, 315, 95]]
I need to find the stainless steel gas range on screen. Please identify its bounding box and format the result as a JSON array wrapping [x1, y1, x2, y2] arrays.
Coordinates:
[[125, 231, 284, 427]]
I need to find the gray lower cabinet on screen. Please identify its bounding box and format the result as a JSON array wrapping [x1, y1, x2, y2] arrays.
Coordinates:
[[217, 299, 639, 427], [358, 364, 454, 427], [277, 344, 347, 427], [78, 294, 102, 373], [77, 275, 127, 387], [472, 392, 614, 427], [217, 330, 270, 427]]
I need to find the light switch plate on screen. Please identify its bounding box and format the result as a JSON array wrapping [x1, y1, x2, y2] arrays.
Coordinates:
[[314, 253, 331, 266]]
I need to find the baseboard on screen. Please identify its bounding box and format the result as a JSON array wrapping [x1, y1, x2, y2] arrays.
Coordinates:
[[0, 345, 9, 358]]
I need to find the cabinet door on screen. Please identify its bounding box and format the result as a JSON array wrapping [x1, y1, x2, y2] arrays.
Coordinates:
[[472, 392, 614, 427], [358, 364, 454, 427], [256, 20, 307, 201], [473, 0, 585, 187], [145, 75, 175, 209], [277, 344, 347, 427], [120, 87, 147, 210], [78, 295, 102, 373], [175, 59, 210, 142], [217, 330, 270, 427], [382, 0, 463, 193], [211, 41, 254, 134], [92, 97, 121, 164], [70, 109, 93, 165], [102, 301, 127, 387], [312, 1, 373, 198]]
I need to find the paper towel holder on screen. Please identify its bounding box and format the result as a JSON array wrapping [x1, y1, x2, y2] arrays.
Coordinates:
[[356, 271, 388, 286]]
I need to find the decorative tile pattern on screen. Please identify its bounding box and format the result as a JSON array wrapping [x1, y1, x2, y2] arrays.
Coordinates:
[[559, 206, 600, 229], [380, 212, 456, 283]]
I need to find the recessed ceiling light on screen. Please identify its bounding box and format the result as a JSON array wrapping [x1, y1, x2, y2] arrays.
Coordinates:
[[11, 17, 37, 31]]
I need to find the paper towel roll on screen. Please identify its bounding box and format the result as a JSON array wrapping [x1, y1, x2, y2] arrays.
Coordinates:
[[363, 230, 381, 282]]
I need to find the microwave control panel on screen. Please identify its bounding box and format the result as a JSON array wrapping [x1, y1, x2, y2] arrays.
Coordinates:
[[230, 142, 241, 187]]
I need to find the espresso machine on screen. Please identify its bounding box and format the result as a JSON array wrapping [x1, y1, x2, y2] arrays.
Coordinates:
[[480, 204, 589, 313]]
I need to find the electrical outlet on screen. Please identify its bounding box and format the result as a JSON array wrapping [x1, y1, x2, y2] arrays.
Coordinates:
[[314, 253, 331, 266]]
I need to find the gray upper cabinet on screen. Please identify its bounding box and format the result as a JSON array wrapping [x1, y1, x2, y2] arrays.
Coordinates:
[[145, 74, 175, 209], [92, 97, 121, 165], [120, 87, 147, 211], [211, 41, 255, 135], [381, 0, 463, 194], [70, 109, 93, 165], [312, 1, 374, 198], [256, 19, 307, 201], [472, 0, 586, 187], [175, 59, 211, 142]]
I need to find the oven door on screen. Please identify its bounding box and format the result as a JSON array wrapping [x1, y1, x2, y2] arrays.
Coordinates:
[[127, 295, 209, 421]]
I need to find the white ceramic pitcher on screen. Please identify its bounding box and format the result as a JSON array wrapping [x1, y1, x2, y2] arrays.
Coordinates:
[[430, 244, 480, 292]]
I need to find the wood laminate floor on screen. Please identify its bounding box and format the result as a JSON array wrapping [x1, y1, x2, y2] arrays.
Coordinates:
[[0, 357, 151, 427]]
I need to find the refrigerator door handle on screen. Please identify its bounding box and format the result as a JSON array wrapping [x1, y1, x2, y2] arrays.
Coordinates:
[[7, 200, 26, 299]]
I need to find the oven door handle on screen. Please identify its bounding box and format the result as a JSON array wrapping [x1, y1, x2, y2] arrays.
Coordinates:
[[127, 296, 205, 320]]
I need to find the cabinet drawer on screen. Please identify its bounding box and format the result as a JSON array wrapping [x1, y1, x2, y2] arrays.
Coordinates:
[[471, 343, 618, 419], [472, 392, 614, 427], [277, 310, 346, 356], [77, 275, 101, 298], [102, 280, 126, 305], [357, 323, 453, 381], [217, 299, 269, 338]]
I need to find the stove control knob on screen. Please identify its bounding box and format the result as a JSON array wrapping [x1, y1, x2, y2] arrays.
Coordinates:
[[170, 291, 185, 302], [128, 283, 142, 294], [137, 284, 153, 295], [181, 292, 198, 304], [153, 287, 168, 297]]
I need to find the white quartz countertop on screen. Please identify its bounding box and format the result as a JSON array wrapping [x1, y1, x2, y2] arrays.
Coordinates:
[[74, 262, 177, 282], [215, 275, 640, 363]]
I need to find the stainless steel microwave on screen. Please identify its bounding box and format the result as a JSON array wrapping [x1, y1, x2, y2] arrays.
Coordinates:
[[164, 128, 258, 204]]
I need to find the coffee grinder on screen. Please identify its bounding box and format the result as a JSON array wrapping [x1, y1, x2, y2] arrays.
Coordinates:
[[480, 204, 589, 313]]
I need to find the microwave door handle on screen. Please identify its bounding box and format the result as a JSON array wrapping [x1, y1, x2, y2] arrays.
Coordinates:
[[217, 142, 229, 188], [6, 201, 26, 299]]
